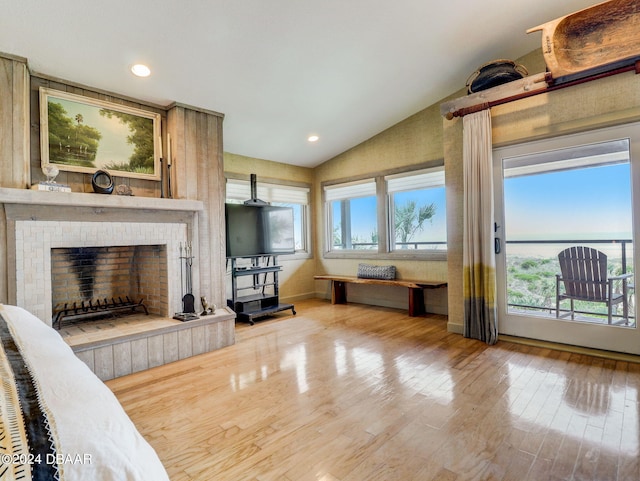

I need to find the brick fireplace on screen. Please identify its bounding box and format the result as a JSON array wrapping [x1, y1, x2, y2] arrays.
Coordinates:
[[14, 219, 187, 326], [0, 188, 236, 380]]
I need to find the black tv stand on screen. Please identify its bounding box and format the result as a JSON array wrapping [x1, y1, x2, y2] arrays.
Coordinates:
[[227, 255, 296, 325]]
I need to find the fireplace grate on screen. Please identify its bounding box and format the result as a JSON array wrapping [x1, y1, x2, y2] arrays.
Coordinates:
[[53, 297, 149, 329]]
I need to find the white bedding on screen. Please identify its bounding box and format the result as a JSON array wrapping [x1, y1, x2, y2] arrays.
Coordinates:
[[0, 304, 170, 481]]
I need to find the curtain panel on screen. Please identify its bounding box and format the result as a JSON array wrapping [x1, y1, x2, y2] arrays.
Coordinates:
[[462, 109, 498, 344]]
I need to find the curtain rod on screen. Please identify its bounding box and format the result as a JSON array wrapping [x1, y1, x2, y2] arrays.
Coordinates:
[[441, 60, 640, 120]]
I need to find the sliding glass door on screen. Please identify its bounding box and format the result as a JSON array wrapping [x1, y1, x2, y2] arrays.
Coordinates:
[[494, 123, 640, 354]]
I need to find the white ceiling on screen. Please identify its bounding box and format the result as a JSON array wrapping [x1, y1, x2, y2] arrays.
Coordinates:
[[1, 0, 599, 168]]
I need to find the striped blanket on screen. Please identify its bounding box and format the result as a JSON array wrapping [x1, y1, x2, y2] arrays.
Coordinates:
[[0, 305, 169, 481]]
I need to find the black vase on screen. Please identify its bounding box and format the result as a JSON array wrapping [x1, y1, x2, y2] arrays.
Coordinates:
[[91, 170, 114, 194]]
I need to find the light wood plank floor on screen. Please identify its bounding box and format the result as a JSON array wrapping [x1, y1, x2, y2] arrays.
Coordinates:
[[106, 299, 640, 481]]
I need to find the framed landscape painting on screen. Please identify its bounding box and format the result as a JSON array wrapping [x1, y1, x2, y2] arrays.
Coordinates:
[[39, 87, 162, 180]]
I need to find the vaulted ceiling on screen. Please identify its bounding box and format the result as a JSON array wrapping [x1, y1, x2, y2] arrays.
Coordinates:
[[1, 0, 599, 167]]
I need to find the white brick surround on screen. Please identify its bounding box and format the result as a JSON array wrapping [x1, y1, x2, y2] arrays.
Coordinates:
[[14, 220, 189, 325], [0, 188, 205, 326]]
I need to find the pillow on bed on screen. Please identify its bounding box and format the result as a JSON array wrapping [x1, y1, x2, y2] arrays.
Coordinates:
[[357, 264, 396, 280]]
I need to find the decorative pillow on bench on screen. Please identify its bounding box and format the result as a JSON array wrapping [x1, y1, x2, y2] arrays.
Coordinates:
[[357, 264, 396, 280]]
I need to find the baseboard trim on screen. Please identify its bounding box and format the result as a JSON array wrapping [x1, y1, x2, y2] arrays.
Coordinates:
[[280, 292, 317, 304], [447, 322, 463, 335], [499, 334, 640, 364]]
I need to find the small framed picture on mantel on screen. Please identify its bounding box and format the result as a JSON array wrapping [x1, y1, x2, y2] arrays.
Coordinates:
[[39, 87, 162, 181]]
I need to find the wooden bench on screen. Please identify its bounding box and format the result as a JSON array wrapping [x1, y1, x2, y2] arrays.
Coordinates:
[[314, 275, 447, 316]]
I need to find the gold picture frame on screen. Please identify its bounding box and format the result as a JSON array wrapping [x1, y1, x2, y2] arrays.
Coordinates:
[[40, 87, 162, 181]]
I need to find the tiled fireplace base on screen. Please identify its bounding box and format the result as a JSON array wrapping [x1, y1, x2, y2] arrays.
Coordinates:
[[69, 308, 236, 381]]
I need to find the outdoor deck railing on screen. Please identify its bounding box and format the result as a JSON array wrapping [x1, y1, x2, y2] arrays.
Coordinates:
[[505, 238, 634, 323], [506, 238, 633, 274]]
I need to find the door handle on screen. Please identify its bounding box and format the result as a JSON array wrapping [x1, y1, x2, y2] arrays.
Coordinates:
[[495, 237, 501, 254]]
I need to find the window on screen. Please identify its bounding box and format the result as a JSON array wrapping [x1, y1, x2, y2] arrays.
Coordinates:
[[323, 165, 446, 257], [226, 178, 310, 254], [386, 167, 447, 251], [325, 179, 377, 250]]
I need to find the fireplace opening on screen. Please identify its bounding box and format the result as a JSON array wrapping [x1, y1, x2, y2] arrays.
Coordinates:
[[51, 245, 168, 328]]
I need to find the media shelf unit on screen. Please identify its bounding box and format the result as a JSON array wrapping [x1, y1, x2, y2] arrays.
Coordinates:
[[227, 255, 296, 325]]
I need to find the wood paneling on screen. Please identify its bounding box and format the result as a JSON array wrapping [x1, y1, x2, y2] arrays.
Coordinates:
[[0, 54, 29, 190], [0, 55, 29, 303], [167, 103, 226, 309]]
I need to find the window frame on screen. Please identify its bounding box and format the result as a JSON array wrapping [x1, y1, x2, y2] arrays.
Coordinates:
[[225, 175, 312, 259], [322, 162, 447, 261], [324, 178, 379, 251], [386, 166, 447, 253]]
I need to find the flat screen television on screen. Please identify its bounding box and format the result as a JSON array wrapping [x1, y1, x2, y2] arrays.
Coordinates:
[[225, 203, 295, 258]]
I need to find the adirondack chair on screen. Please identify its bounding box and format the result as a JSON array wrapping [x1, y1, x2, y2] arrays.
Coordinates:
[[556, 246, 632, 324]]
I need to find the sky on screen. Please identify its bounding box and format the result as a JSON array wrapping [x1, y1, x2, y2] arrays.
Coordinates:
[[503, 162, 632, 259], [504, 163, 632, 240]]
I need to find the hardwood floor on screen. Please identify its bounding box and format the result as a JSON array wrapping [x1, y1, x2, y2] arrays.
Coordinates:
[[106, 299, 640, 481]]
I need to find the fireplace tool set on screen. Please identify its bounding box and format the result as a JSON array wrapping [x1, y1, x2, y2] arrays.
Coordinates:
[[174, 241, 199, 321]]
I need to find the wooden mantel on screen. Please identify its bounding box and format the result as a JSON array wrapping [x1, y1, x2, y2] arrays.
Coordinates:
[[0, 187, 204, 212]]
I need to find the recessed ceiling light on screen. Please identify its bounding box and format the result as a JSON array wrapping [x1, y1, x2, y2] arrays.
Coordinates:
[[130, 64, 151, 77], [308, 135, 319, 142]]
